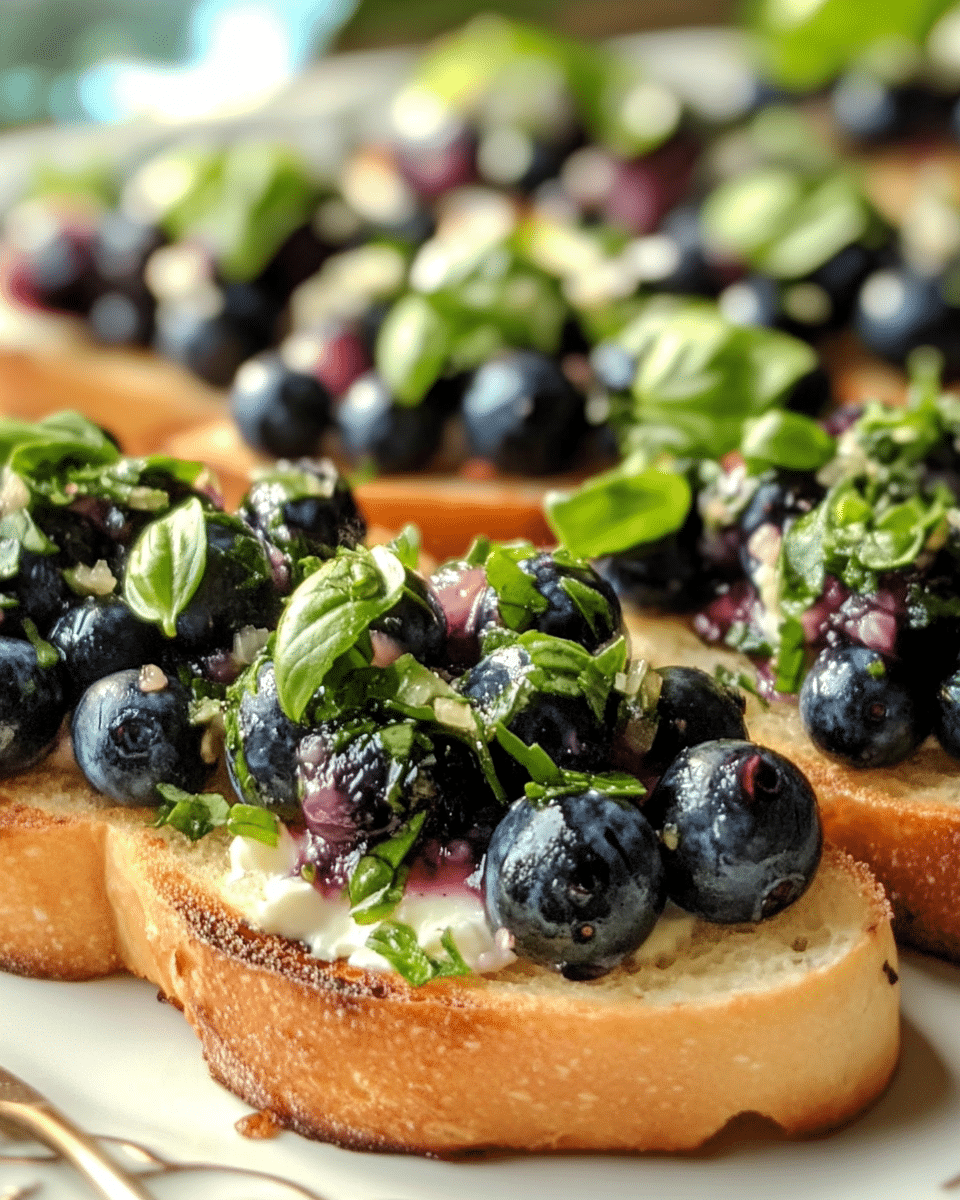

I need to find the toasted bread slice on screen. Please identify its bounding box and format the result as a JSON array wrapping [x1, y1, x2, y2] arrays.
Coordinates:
[[626, 610, 960, 964], [0, 746, 899, 1154]]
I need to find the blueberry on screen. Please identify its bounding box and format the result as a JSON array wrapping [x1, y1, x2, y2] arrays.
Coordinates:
[[783, 364, 832, 416], [854, 264, 960, 377], [8, 218, 96, 314], [72, 667, 212, 805], [0, 638, 66, 775], [154, 297, 274, 388], [833, 73, 949, 143], [483, 789, 666, 978], [935, 663, 960, 758], [718, 275, 782, 330], [239, 459, 366, 562], [459, 643, 611, 788], [479, 551, 623, 652], [738, 470, 825, 579], [646, 666, 747, 773], [337, 372, 445, 472], [225, 659, 303, 816], [799, 644, 929, 768], [92, 211, 165, 289], [595, 504, 705, 611], [631, 205, 724, 297], [254, 222, 330, 301], [88, 289, 155, 347], [231, 353, 333, 458], [48, 598, 166, 705], [589, 341, 636, 393], [644, 739, 822, 924], [429, 561, 490, 668], [296, 723, 410, 878], [461, 350, 586, 476], [371, 571, 447, 666], [0, 549, 71, 638]]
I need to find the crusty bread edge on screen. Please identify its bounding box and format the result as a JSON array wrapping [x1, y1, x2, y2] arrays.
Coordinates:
[[0, 763, 900, 1155]]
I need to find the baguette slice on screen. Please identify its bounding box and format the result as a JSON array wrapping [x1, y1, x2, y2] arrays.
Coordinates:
[[0, 748, 899, 1155], [627, 610, 960, 964]]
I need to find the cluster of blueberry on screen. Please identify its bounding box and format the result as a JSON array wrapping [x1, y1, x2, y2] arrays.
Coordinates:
[[0, 413, 821, 981], [12, 16, 960, 482]]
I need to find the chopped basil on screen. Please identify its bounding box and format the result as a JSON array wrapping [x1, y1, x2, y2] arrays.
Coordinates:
[[365, 921, 471, 986], [20, 619, 59, 670], [386, 524, 422, 571], [484, 542, 549, 631], [123, 497, 208, 638], [153, 786, 231, 840], [702, 167, 874, 280], [348, 812, 426, 924], [772, 617, 806, 696]]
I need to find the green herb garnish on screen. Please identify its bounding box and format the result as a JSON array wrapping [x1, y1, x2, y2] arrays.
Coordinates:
[[123, 497, 208, 638], [365, 921, 471, 985]]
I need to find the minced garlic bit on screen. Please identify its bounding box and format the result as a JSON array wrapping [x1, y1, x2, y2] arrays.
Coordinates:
[[139, 664, 168, 693], [65, 559, 117, 597], [661, 823, 680, 852]]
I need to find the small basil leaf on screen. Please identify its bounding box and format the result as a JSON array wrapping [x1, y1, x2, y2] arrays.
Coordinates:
[[123, 497, 208, 638], [545, 467, 691, 558], [741, 410, 836, 471], [387, 524, 422, 571], [773, 617, 807, 696], [495, 724, 561, 783], [375, 294, 452, 406], [226, 804, 280, 847], [153, 786, 230, 840], [365, 920, 471, 985], [485, 543, 548, 631]]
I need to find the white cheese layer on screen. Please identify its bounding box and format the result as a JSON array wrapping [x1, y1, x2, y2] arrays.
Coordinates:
[[224, 829, 698, 977]]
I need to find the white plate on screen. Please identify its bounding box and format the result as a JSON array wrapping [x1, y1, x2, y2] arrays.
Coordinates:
[[2, 949, 960, 1200]]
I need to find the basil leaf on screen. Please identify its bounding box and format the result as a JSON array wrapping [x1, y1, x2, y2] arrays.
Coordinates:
[[348, 812, 426, 924], [153, 786, 230, 840], [746, 0, 952, 90], [485, 543, 548, 631], [273, 545, 406, 722], [226, 804, 280, 847], [525, 770, 646, 806], [375, 294, 452, 406], [123, 497, 208, 638], [387, 524, 421, 571], [495, 724, 561, 783], [365, 920, 471, 986], [773, 617, 807, 696], [544, 467, 691, 558], [0, 411, 119, 478], [741, 411, 836, 471]]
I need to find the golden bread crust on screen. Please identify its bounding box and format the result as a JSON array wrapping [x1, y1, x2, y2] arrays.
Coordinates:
[[0, 754, 900, 1154]]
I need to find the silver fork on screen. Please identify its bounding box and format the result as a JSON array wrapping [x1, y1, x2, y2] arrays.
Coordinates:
[[0, 1065, 153, 1199]]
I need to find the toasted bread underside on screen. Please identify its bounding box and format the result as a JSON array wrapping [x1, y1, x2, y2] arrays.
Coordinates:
[[627, 610, 960, 964], [0, 758, 898, 1154]]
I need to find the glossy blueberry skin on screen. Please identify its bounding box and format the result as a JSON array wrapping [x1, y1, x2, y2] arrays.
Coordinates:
[[644, 739, 822, 924], [92, 212, 165, 288], [154, 291, 277, 388], [337, 372, 444, 472], [590, 341, 636, 393], [239, 459, 366, 561], [231, 353, 333, 458], [88, 289, 155, 347], [48, 598, 166, 705], [296, 723, 407, 881], [225, 660, 302, 816], [596, 506, 706, 611], [0, 638, 66, 775], [459, 644, 611, 794], [0, 549, 71, 639], [935, 664, 960, 758], [461, 351, 586, 476], [71, 668, 211, 805], [646, 666, 747, 773], [483, 789, 666, 978], [372, 571, 447, 665], [833, 74, 949, 143], [479, 552, 623, 652], [169, 512, 279, 654], [799, 644, 929, 768], [854, 265, 960, 377]]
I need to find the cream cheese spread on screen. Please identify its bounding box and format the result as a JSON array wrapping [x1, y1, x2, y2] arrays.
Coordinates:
[[224, 828, 699, 977]]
